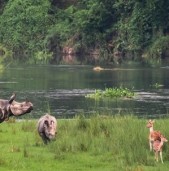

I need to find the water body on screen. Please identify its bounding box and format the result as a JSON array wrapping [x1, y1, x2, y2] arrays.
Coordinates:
[[0, 64, 169, 119]]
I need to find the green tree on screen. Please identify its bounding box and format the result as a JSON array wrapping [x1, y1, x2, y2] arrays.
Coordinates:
[[0, 0, 169, 64], [0, 0, 52, 59]]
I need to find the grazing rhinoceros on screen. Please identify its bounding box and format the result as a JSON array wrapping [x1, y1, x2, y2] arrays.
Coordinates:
[[37, 114, 57, 144], [0, 93, 33, 123]]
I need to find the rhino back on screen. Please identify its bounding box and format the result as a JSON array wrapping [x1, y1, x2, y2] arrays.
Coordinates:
[[0, 99, 9, 108]]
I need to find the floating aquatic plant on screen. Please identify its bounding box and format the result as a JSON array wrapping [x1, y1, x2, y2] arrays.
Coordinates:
[[151, 82, 164, 89], [85, 86, 134, 99]]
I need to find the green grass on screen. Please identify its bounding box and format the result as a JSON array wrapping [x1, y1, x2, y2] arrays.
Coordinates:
[[0, 115, 169, 170]]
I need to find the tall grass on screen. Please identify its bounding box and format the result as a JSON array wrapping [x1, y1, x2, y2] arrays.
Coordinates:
[[47, 115, 169, 169], [0, 115, 169, 170], [50, 115, 148, 163]]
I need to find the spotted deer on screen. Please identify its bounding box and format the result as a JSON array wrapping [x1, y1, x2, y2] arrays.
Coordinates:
[[146, 120, 161, 151], [153, 134, 168, 163]]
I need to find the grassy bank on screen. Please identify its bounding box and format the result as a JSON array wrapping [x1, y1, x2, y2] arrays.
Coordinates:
[[1, 115, 169, 171]]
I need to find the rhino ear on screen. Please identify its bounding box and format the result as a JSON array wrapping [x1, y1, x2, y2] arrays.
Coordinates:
[[44, 120, 49, 127], [25, 98, 30, 103], [9, 93, 16, 104]]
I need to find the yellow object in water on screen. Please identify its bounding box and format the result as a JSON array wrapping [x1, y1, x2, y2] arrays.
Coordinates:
[[93, 66, 104, 71]]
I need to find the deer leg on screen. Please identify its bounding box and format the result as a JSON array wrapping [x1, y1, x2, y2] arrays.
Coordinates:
[[160, 151, 163, 163], [155, 151, 159, 162], [149, 140, 153, 151]]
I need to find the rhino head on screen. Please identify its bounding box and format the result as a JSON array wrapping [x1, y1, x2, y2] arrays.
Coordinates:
[[0, 93, 33, 123], [9, 100, 33, 116], [37, 114, 57, 144]]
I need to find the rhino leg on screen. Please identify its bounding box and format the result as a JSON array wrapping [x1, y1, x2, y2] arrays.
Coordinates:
[[0, 107, 8, 120], [0, 109, 9, 123], [40, 132, 50, 144], [5, 116, 9, 121], [0, 109, 5, 123], [0, 109, 5, 119]]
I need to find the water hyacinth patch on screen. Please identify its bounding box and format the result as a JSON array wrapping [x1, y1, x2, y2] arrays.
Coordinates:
[[85, 87, 134, 99]]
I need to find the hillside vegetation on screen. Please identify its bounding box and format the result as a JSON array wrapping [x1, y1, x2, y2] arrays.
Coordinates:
[[0, 0, 169, 64]]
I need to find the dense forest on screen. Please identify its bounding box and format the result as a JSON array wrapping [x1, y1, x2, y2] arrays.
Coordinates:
[[0, 0, 169, 64]]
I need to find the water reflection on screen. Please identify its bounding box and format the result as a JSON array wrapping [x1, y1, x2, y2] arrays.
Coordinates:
[[0, 64, 169, 119]]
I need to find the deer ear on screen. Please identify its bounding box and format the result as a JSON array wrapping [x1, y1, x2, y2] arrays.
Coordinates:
[[147, 119, 151, 123]]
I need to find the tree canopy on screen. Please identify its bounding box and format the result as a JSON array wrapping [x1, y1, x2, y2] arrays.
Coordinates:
[[0, 0, 169, 64]]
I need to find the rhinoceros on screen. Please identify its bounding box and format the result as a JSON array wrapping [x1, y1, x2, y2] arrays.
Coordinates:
[[37, 114, 57, 144], [0, 93, 33, 123]]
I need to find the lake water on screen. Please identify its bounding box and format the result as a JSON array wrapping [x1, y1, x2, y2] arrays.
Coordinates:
[[1, 64, 169, 119]]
